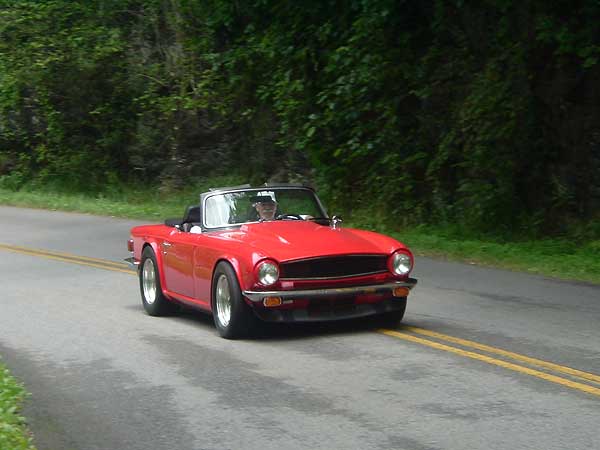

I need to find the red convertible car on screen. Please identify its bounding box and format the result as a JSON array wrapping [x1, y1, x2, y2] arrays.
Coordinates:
[[127, 184, 417, 338]]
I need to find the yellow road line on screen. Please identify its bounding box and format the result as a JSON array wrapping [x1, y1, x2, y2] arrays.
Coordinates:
[[0, 244, 136, 275], [379, 329, 600, 397], [403, 326, 600, 384], [0, 243, 128, 268]]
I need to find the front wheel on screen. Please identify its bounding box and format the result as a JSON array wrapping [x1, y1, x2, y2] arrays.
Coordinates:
[[212, 262, 256, 339], [375, 298, 407, 329], [139, 246, 175, 316]]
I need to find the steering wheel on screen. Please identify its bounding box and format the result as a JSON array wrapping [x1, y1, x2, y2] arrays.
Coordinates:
[[275, 214, 303, 221]]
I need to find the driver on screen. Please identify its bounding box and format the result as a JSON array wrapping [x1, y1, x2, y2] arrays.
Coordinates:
[[251, 195, 277, 221]]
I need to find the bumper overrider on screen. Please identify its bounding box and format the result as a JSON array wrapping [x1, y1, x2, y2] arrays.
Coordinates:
[[243, 278, 418, 322]]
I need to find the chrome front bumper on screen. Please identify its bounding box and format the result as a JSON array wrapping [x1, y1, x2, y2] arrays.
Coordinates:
[[243, 278, 417, 302], [124, 257, 139, 269]]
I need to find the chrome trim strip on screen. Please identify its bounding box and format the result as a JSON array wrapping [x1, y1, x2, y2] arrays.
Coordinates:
[[124, 257, 140, 267], [242, 279, 417, 302], [282, 253, 384, 263]]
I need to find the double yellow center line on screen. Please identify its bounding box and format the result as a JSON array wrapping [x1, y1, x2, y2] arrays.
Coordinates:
[[0, 243, 136, 275], [1, 242, 599, 397], [379, 327, 600, 397]]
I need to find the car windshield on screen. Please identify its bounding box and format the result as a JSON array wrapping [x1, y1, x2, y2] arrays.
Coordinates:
[[204, 188, 326, 228]]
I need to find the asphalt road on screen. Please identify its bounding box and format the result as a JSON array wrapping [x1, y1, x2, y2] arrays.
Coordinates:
[[1, 205, 599, 450]]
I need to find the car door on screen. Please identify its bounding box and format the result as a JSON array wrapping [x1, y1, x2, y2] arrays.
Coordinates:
[[161, 229, 196, 298]]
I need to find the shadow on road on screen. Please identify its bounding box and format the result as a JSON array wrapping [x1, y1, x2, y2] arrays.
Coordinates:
[[125, 302, 400, 341]]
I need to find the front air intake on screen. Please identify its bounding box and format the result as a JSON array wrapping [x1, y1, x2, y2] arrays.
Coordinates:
[[280, 255, 388, 280]]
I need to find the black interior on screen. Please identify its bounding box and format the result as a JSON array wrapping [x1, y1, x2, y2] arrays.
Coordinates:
[[181, 205, 201, 232], [164, 205, 202, 231]]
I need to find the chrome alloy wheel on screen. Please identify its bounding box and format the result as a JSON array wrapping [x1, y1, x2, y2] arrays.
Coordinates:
[[215, 274, 232, 327], [142, 258, 157, 304]]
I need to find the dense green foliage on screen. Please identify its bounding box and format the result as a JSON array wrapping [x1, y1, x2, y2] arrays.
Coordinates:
[[0, 360, 36, 450], [1, 0, 599, 237]]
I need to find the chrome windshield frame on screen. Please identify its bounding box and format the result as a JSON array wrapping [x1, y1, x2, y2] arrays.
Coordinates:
[[200, 186, 328, 231]]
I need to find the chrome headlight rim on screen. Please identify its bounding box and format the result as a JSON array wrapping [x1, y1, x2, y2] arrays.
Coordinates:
[[256, 260, 280, 286], [389, 250, 412, 276]]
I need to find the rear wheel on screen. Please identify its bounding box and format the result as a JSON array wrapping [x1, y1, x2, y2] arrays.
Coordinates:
[[212, 261, 256, 339], [140, 246, 175, 316]]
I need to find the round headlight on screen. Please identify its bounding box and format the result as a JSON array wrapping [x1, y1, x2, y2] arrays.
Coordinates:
[[257, 261, 279, 286], [390, 251, 412, 276]]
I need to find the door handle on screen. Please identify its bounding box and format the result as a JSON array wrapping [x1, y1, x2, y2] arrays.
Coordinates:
[[161, 241, 172, 254]]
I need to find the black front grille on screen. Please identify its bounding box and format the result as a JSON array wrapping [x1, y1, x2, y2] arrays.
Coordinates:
[[280, 255, 388, 279]]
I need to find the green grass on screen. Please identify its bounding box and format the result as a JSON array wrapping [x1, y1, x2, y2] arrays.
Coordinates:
[[1, 184, 599, 285], [0, 175, 244, 220], [387, 226, 600, 284], [0, 187, 185, 219], [0, 360, 36, 450]]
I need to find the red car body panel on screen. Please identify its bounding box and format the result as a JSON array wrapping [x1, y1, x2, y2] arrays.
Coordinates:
[[130, 220, 413, 313]]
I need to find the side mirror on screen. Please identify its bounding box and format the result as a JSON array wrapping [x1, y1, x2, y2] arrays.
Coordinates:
[[331, 215, 343, 230]]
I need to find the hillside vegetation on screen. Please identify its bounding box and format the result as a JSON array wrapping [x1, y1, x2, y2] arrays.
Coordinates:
[[0, 0, 599, 240]]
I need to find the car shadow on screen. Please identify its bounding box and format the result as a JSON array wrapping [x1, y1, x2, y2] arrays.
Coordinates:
[[125, 303, 401, 340]]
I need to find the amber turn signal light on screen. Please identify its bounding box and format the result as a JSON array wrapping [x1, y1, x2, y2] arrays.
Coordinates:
[[393, 287, 409, 297], [263, 297, 283, 307], [127, 239, 134, 252]]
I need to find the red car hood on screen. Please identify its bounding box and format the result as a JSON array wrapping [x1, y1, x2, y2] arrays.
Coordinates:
[[219, 221, 404, 262]]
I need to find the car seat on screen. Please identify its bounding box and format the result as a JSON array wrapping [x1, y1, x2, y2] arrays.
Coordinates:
[[182, 205, 201, 232]]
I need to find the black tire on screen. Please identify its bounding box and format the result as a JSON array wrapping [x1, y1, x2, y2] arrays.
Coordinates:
[[376, 298, 407, 329], [212, 261, 256, 339], [139, 246, 176, 316]]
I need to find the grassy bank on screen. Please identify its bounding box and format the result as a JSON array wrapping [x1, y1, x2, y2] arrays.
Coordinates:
[[0, 176, 243, 218], [0, 185, 598, 284], [0, 185, 200, 220], [0, 360, 36, 450], [390, 226, 600, 284]]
